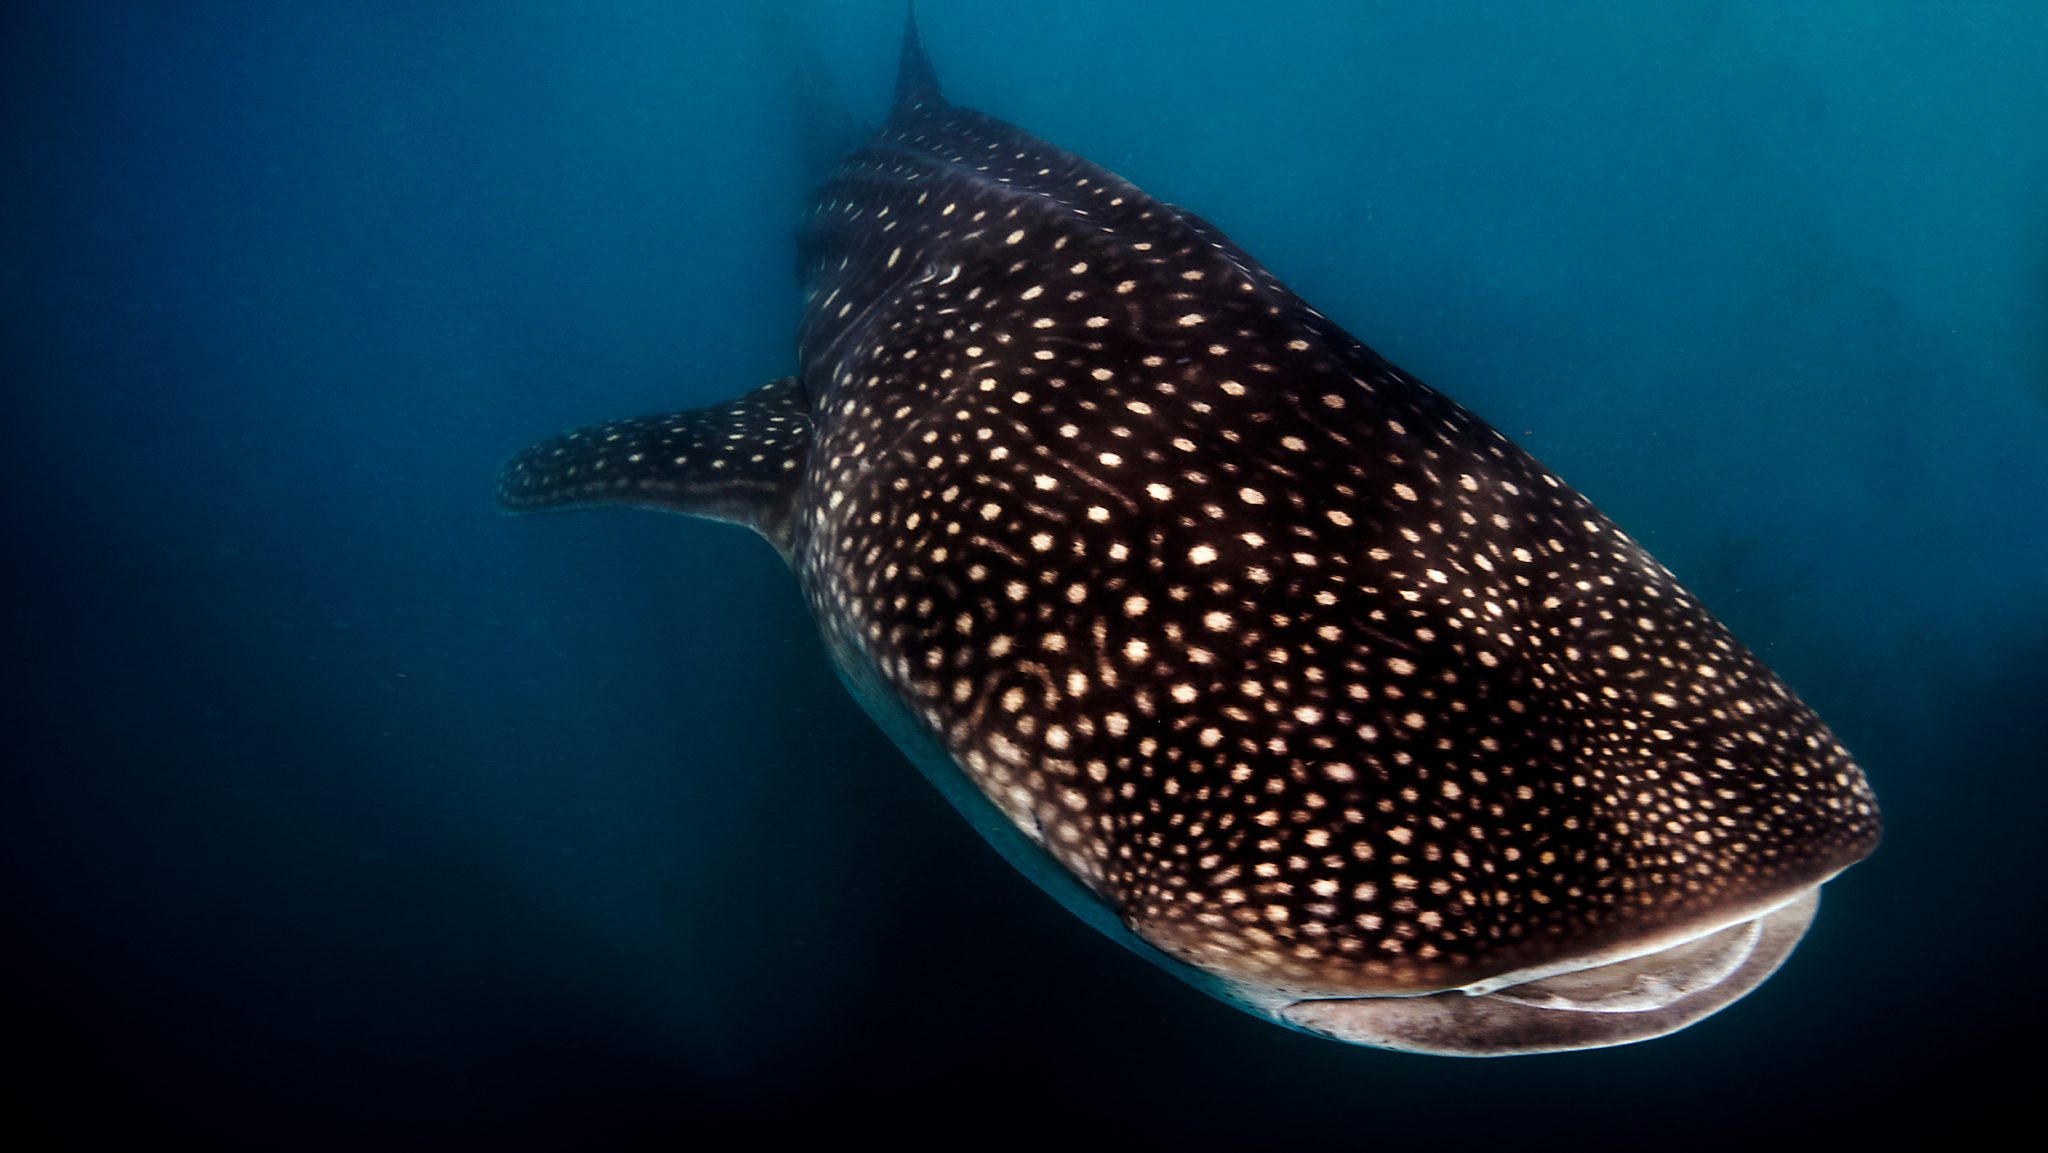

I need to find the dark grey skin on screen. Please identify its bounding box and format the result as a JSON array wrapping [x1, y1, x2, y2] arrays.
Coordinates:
[[500, 10, 1878, 1055]]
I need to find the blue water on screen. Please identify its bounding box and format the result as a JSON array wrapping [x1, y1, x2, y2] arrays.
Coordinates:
[[10, 1, 2044, 1146]]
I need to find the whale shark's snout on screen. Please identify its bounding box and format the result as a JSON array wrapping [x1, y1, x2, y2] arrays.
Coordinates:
[[1279, 887, 1820, 1055]]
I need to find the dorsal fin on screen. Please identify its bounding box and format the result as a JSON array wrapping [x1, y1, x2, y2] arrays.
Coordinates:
[[892, 2, 943, 111], [497, 377, 813, 557]]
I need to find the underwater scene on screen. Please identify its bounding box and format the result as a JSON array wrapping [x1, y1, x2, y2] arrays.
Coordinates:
[[10, 1, 2045, 1147]]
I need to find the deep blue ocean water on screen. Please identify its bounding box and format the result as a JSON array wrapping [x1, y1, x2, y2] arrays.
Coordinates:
[[9, 2, 2046, 1147]]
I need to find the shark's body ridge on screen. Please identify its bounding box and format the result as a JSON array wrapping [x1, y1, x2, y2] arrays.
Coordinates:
[[499, 10, 1878, 1055]]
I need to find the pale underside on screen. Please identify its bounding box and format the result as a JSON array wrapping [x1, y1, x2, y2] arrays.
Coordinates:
[[1275, 887, 1820, 1056]]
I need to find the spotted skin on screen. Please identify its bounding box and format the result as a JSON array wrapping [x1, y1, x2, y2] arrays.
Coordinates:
[[500, 11, 1878, 1054]]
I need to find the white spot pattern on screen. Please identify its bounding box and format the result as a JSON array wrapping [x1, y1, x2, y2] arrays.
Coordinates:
[[505, 29, 1880, 1006]]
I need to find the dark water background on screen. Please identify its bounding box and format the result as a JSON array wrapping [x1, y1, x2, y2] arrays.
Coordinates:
[[9, 2, 2045, 1147]]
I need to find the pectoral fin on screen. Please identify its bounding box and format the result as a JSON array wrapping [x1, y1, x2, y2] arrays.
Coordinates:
[[497, 376, 812, 553]]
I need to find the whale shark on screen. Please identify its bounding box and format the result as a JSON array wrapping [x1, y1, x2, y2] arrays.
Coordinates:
[[499, 10, 1879, 1055]]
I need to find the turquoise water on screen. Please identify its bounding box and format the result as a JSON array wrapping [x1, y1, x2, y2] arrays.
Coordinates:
[[10, 2, 2044, 1146]]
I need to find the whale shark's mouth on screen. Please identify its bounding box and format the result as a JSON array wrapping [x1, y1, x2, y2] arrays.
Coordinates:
[[1276, 887, 1822, 1056]]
